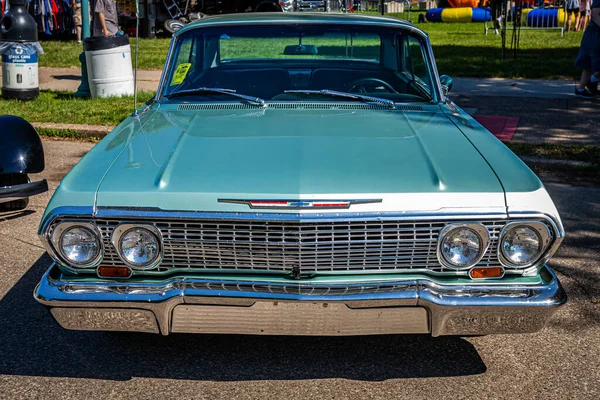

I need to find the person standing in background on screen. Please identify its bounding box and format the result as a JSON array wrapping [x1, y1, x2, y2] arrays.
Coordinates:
[[577, 0, 592, 31], [574, 0, 600, 97], [566, 0, 581, 32], [71, 0, 83, 43], [93, 0, 119, 36]]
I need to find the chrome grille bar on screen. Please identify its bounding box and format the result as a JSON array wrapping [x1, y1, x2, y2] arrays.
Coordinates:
[[42, 217, 511, 277]]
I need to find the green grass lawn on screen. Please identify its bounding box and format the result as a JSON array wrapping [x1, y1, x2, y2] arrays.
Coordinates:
[[39, 39, 170, 70], [37, 15, 584, 79], [0, 90, 155, 126]]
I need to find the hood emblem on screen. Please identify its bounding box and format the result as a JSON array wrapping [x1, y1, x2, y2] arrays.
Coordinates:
[[218, 199, 382, 209]]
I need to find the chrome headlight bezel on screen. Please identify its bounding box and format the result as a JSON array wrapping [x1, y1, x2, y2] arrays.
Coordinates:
[[498, 221, 553, 268], [111, 224, 163, 270], [50, 222, 103, 268], [437, 223, 491, 270]]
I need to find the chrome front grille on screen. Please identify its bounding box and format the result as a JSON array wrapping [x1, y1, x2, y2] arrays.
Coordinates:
[[50, 218, 509, 277]]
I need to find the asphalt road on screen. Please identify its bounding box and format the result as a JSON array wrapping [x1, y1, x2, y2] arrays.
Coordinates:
[[0, 139, 598, 399]]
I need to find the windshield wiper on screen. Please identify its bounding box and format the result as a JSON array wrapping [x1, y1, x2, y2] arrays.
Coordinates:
[[165, 87, 266, 107], [284, 89, 395, 109]]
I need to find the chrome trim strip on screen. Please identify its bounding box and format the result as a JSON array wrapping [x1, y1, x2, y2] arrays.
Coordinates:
[[34, 264, 567, 336], [218, 198, 383, 209], [423, 34, 443, 103], [40, 206, 509, 227], [174, 18, 428, 39], [155, 36, 177, 102], [436, 223, 491, 270]]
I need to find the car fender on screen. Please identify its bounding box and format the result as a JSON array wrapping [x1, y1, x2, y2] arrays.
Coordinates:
[[0, 115, 45, 174]]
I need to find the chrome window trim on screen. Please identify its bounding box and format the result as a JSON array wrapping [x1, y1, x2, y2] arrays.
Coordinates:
[[49, 221, 104, 269], [111, 224, 164, 270], [159, 20, 440, 104], [156, 36, 178, 102], [436, 223, 491, 270], [498, 221, 554, 269]]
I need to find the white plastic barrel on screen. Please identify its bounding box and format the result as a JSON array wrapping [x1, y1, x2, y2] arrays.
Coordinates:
[[84, 35, 134, 98]]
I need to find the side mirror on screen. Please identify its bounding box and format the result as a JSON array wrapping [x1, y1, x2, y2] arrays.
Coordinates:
[[439, 74, 453, 96]]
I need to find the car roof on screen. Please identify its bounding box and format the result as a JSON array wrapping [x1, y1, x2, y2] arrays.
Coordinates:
[[175, 12, 426, 37]]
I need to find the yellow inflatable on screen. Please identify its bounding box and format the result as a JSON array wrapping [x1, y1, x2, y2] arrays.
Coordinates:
[[441, 7, 473, 23], [557, 9, 566, 26], [521, 8, 533, 24]]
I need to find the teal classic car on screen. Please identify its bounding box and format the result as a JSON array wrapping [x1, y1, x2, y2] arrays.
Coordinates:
[[34, 13, 566, 336]]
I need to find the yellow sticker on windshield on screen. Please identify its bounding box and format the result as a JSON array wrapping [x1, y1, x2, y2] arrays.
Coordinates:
[[171, 63, 191, 85]]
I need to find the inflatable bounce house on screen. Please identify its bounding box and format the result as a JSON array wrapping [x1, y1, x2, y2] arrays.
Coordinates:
[[425, 0, 492, 23], [425, 1, 566, 28]]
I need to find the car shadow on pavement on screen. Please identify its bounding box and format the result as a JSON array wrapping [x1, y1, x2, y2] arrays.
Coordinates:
[[0, 254, 487, 382], [0, 209, 35, 222]]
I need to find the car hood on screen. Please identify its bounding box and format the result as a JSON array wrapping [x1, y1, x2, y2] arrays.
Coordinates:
[[95, 106, 506, 214]]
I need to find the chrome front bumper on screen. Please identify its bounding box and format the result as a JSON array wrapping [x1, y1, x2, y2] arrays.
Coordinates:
[[34, 264, 566, 336]]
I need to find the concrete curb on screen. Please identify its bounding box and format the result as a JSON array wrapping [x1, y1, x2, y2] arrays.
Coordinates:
[[33, 122, 114, 138]]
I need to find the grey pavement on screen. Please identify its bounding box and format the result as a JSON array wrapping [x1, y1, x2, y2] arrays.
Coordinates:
[[452, 94, 600, 146], [0, 139, 599, 399], [452, 77, 579, 99], [0, 67, 162, 93]]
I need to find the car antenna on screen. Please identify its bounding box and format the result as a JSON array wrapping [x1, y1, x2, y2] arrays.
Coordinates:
[[132, 0, 140, 117]]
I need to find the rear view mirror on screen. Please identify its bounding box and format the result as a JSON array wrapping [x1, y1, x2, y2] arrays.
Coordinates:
[[284, 44, 318, 55]]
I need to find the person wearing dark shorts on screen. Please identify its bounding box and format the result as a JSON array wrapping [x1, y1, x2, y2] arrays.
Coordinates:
[[574, 0, 600, 97], [567, 0, 581, 32]]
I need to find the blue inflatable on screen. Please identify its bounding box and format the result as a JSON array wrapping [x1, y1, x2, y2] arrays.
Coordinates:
[[425, 8, 492, 23], [526, 9, 565, 28], [471, 8, 492, 22], [426, 8, 444, 23]]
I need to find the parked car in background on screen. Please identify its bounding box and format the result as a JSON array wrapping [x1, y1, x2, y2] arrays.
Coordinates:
[[279, 0, 295, 11], [295, 0, 330, 11], [0, 116, 48, 212], [35, 13, 566, 337], [157, 0, 284, 34]]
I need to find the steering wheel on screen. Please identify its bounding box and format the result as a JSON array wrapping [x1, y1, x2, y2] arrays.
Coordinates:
[[347, 78, 397, 94]]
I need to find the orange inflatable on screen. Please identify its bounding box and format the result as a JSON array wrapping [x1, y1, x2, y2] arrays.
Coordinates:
[[447, 0, 479, 7]]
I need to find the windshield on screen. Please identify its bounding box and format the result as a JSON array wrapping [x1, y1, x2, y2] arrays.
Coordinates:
[[162, 24, 437, 103]]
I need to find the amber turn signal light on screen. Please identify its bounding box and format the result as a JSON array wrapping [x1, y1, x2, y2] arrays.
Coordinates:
[[469, 267, 504, 279], [97, 266, 132, 278]]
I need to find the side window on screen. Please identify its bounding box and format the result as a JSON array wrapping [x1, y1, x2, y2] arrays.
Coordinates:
[[174, 36, 195, 65], [167, 36, 196, 88], [403, 36, 432, 95]]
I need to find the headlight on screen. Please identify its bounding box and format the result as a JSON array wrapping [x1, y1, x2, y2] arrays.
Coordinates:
[[113, 225, 161, 269], [51, 223, 102, 267], [438, 224, 490, 269], [499, 222, 551, 267]]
